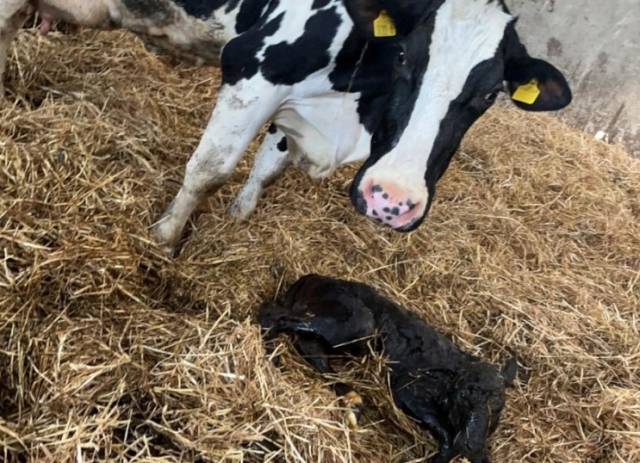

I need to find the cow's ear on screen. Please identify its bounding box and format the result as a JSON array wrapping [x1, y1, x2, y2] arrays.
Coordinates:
[[342, 0, 421, 41], [503, 23, 572, 112], [506, 57, 572, 111]]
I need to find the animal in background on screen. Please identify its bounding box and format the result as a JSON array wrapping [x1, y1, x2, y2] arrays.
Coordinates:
[[259, 274, 518, 463]]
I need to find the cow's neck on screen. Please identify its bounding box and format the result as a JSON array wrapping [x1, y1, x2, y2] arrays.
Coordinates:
[[328, 33, 397, 134]]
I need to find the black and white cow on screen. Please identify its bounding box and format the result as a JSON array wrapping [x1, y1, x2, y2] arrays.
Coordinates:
[[0, 0, 572, 253]]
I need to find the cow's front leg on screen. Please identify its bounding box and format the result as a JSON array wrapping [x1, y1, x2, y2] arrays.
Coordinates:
[[151, 78, 287, 254], [227, 123, 289, 221], [0, 0, 31, 96]]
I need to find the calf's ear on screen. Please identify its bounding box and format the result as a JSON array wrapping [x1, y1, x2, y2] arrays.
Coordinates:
[[503, 23, 572, 112], [342, 0, 427, 41]]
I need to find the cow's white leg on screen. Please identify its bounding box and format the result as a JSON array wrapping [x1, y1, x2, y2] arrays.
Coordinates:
[[227, 123, 289, 221], [0, 0, 30, 96], [151, 78, 287, 254]]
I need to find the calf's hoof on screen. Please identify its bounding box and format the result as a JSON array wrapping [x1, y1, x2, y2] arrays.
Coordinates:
[[343, 391, 363, 429]]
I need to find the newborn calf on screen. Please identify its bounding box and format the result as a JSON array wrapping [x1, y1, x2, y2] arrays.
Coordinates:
[[259, 274, 517, 463]]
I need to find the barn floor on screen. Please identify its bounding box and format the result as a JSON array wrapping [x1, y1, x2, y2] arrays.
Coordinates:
[[1, 29, 639, 463]]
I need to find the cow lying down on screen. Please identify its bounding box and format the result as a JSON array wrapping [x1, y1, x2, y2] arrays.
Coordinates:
[[259, 274, 518, 463]]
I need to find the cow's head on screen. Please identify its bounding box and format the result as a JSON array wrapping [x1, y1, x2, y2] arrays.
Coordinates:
[[344, 0, 572, 231]]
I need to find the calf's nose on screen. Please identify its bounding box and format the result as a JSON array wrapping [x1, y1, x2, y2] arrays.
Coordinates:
[[357, 180, 423, 230]]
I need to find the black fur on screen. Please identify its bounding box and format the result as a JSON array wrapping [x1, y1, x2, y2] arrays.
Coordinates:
[[171, 0, 227, 17], [259, 274, 518, 463]]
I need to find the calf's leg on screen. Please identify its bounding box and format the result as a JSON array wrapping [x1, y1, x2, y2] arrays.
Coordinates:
[[227, 123, 289, 220], [258, 300, 365, 428], [271, 298, 374, 349], [294, 338, 364, 428], [151, 77, 288, 254], [392, 380, 455, 463], [0, 0, 30, 96]]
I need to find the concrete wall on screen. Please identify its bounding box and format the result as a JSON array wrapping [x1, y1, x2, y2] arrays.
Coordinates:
[[510, 0, 640, 157]]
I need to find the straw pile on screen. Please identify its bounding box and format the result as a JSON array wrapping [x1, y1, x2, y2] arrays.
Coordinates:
[[1, 27, 639, 463]]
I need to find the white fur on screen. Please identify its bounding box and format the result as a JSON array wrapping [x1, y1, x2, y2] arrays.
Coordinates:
[[227, 126, 289, 220], [152, 74, 290, 251], [153, 0, 371, 249], [0, 0, 30, 95]]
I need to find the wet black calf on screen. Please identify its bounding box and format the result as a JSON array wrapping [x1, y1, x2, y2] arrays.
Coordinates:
[[258, 274, 518, 463]]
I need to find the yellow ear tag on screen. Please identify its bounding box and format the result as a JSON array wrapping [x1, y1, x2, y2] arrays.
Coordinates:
[[373, 10, 397, 37], [512, 78, 541, 104]]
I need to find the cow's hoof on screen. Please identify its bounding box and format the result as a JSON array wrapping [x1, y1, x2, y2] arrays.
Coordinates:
[[155, 240, 179, 257], [149, 224, 179, 257], [343, 391, 363, 429], [226, 201, 253, 222], [158, 243, 178, 257]]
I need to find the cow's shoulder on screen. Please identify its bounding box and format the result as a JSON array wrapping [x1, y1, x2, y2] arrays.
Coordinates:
[[220, 4, 284, 85], [222, 0, 348, 86], [260, 4, 343, 85]]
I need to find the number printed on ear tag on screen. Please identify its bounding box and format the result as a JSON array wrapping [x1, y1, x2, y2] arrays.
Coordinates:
[[373, 10, 397, 37], [512, 78, 541, 104]]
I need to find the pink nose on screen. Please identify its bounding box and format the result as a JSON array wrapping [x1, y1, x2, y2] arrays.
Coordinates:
[[360, 180, 423, 229]]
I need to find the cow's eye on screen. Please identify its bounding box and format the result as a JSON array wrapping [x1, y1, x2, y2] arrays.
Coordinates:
[[484, 85, 503, 103], [396, 50, 407, 67], [484, 89, 500, 103]]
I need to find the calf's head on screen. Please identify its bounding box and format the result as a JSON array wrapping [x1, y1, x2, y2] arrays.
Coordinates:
[[447, 359, 518, 463], [344, 0, 572, 231]]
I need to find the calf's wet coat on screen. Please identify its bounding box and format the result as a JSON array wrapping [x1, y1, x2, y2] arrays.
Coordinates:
[[259, 274, 518, 463]]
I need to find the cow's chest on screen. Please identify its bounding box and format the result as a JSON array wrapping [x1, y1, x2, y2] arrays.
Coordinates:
[[273, 92, 371, 179]]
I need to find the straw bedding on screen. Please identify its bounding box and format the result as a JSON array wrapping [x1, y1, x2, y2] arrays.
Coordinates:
[[1, 28, 639, 463]]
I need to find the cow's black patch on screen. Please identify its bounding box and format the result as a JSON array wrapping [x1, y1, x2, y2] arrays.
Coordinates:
[[122, 0, 175, 22], [277, 137, 288, 152], [312, 0, 332, 9], [235, 0, 272, 34], [221, 3, 283, 85], [260, 7, 342, 85], [172, 0, 227, 18], [329, 31, 397, 133], [267, 123, 278, 134], [391, 207, 400, 216], [225, 0, 242, 13]]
